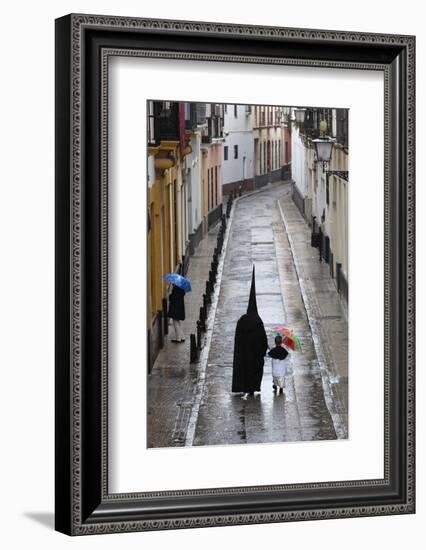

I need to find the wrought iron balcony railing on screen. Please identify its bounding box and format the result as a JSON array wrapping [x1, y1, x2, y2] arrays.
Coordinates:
[[148, 101, 180, 145]]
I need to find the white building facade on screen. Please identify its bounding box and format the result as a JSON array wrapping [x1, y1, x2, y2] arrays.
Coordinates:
[[221, 104, 255, 194], [290, 107, 349, 305]]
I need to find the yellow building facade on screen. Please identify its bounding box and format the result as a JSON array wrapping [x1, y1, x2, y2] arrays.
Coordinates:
[[147, 135, 193, 369]]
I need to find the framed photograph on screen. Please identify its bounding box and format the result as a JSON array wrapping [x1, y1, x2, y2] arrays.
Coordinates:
[[55, 14, 415, 535]]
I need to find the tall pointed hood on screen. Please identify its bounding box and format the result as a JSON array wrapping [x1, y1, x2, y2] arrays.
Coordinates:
[[247, 265, 258, 314]]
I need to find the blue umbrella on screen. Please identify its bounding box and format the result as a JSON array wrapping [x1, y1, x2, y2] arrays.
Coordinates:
[[163, 273, 192, 292]]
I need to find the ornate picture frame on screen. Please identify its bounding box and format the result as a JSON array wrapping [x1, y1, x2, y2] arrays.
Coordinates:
[[55, 14, 415, 535]]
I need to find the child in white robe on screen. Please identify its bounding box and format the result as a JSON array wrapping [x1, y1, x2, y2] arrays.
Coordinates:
[[268, 335, 291, 394]]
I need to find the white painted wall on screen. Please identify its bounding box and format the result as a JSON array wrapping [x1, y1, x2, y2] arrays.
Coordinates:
[[293, 123, 349, 277], [147, 154, 156, 187], [222, 104, 254, 185], [185, 131, 202, 233], [312, 164, 327, 222], [291, 126, 308, 196]]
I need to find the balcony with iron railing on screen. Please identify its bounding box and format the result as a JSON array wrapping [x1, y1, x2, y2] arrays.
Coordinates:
[[201, 115, 224, 144], [184, 102, 207, 130], [335, 109, 349, 149], [296, 107, 348, 150], [148, 101, 180, 146]]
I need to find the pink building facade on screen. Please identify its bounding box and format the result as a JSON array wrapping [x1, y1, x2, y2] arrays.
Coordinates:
[[253, 105, 291, 188], [201, 142, 223, 231]]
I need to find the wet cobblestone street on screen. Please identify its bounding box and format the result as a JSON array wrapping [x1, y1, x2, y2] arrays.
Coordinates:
[[148, 181, 348, 448]]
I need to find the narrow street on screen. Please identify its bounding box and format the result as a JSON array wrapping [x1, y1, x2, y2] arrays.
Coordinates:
[[148, 181, 348, 448]]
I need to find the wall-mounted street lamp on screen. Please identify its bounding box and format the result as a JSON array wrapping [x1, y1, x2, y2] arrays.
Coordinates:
[[312, 136, 349, 182], [312, 136, 335, 165]]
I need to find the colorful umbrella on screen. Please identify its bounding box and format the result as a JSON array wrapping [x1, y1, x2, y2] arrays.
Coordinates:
[[272, 325, 292, 338], [282, 335, 301, 351], [163, 273, 192, 292], [272, 325, 301, 351]]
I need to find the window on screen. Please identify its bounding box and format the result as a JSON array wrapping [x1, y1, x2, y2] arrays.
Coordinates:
[[207, 169, 210, 210], [215, 166, 218, 206], [210, 168, 214, 208], [336, 108, 348, 148], [224, 104, 228, 114], [263, 143, 265, 172], [147, 101, 155, 145], [234, 104, 238, 117], [234, 145, 238, 159], [184, 102, 191, 120], [224, 146, 228, 161]]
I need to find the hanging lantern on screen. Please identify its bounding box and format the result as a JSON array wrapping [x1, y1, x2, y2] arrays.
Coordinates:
[[312, 136, 335, 164]]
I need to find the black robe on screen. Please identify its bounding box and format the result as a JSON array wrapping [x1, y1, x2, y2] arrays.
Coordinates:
[[232, 311, 268, 393], [167, 285, 186, 321]]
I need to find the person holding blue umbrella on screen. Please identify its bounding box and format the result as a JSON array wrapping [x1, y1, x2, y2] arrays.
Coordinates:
[[163, 273, 192, 343]]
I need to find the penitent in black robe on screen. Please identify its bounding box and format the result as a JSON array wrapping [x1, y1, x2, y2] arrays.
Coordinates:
[[232, 266, 268, 393]]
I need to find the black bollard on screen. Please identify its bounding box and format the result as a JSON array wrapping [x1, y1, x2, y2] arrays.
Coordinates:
[[162, 298, 168, 335], [200, 307, 206, 331], [190, 333, 198, 363], [196, 321, 202, 349]]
